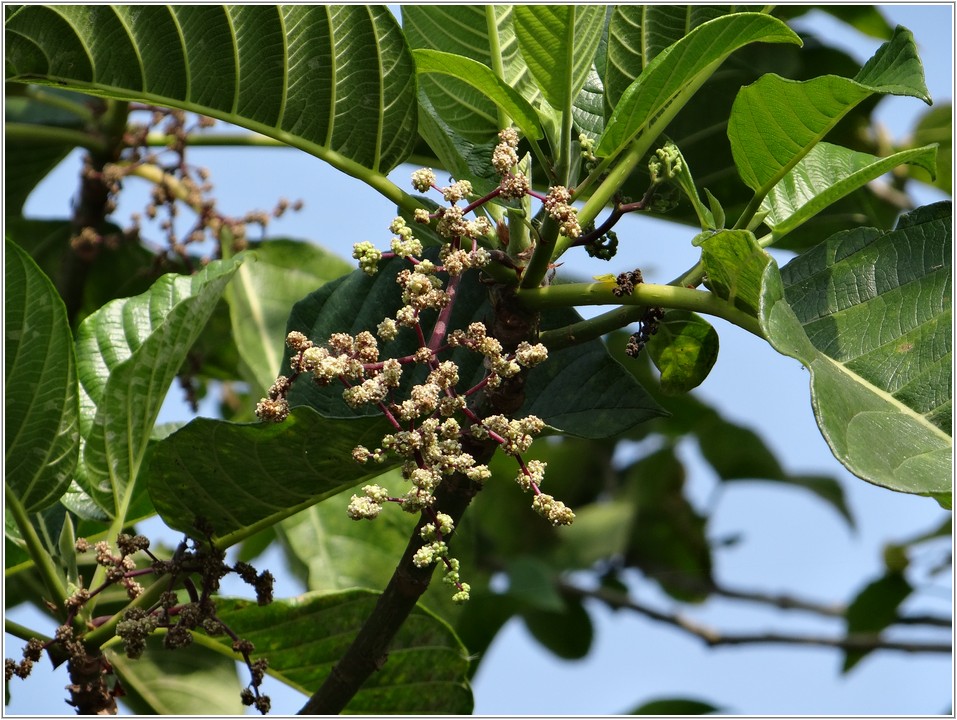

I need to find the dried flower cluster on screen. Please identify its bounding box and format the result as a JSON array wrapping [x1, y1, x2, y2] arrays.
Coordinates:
[[6, 529, 275, 715]]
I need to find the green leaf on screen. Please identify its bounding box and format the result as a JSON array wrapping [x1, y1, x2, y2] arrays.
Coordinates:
[[842, 571, 912, 672], [646, 310, 719, 395], [728, 26, 930, 200], [908, 103, 952, 194], [624, 447, 712, 602], [214, 590, 473, 714], [226, 239, 352, 394], [629, 697, 721, 715], [521, 592, 594, 660], [513, 6, 605, 113], [403, 6, 539, 193], [284, 256, 665, 438], [597, 13, 800, 160], [605, 5, 746, 108], [146, 407, 395, 546], [405, 6, 542, 128], [698, 230, 771, 317], [5, 5, 417, 173], [274, 475, 413, 594], [412, 49, 543, 141], [762, 142, 939, 241], [759, 203, 952, 500], [75, 255, 242, 518], [5, 238, 79, 511], [106, 636, 244, 715], [695, 413, 854, 527], [505, 555, 565, 613]]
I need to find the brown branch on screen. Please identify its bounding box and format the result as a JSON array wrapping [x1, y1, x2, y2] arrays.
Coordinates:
[[297, 441, 493, 715], [558, 580, 951, 655]]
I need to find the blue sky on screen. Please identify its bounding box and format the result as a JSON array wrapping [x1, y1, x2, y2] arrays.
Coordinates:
[[5, 5, 953, 715]]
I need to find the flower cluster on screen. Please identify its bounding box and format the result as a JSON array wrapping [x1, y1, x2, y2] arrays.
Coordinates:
[[543, 185, 582, 238], [256, 130, 582, 602]]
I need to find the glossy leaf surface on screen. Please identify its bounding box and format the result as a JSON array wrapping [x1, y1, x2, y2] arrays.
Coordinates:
[[760, 203, 952, 501], [5, 5, 417, 172], [214, 590, 473, 714], [5, 238, 79, 511], [699, 230, 771, 317], [412, 49, 543, 141], [604, 5, 746, 107]]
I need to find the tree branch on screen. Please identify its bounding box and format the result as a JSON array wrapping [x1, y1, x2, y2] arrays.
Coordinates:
[[558, 580, 951, 654]]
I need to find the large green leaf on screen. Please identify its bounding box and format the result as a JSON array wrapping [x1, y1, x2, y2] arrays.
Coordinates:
[[604, 5, 748, 108], [404, 6, 542, 132], [146, 407, 395, 547], [596, 13, 800, 160], [728, 26, 930, 201], [762, 142, 939, 241], [225, 239, 353, 395], [106, 636, 244, 715], [759, 202, 952, 502], [74, 256, 241, 518], [513, 6, 605, 114], [5, 238, 79, 511], [213, 590, 473, 714], [5, 5, 417, 173], [283, 256, 664, 438], [275, 474, 415, 593], [412, 49, 543, 141]]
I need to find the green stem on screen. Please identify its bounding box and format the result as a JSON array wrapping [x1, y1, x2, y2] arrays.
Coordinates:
[[5, 619, 54, 645], [4, 486, 67, 617], [733, 191, 766, 231], [518, 282, 765, 338], [540, 304, 648, 350], [144, 132, 286, 148], [484, 6, 510, 132], [5, 123, 107, 152], [519, 214, 561, 289]]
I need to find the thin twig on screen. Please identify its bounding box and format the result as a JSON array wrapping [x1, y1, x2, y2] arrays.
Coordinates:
[[558, 580, 951, 654]]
